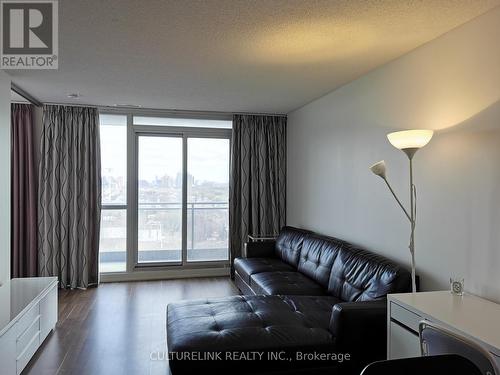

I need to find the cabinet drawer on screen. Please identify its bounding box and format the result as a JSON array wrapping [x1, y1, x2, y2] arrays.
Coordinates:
[[0, 322, 18, 375], [16, 315, 40, 357], [16, 331, 39, 375], [39, 285, 58, 343], [16, 303, 40, 339], [389, 321, 421, 359], [390, 302, 421, 332]]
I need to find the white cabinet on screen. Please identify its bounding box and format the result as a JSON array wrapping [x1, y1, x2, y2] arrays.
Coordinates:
[[0, 277, 58, 375], [387, 300, 423, 359], [0, 322, 17, 375], [388, 291, 500, 363], [39, 286, 57, 342]]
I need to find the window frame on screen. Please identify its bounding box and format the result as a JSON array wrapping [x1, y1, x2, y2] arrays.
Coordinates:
[[99, 109, 232, 276]]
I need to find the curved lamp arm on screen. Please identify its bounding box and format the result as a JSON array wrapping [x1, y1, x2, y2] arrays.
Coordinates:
[[382, 177, 412, 223]]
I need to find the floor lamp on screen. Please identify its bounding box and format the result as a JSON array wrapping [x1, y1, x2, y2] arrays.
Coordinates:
[[370, 129, 433, 293]]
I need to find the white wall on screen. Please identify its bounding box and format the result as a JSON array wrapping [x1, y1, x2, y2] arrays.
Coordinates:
[[0, 71, 11, 285], [287, 7, 500, 301]]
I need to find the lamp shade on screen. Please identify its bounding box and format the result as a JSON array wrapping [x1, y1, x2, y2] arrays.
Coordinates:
[[370, 160, 387, 179], [387, 130, 433, 150]]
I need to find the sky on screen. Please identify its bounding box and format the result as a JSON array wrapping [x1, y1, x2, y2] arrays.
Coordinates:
[[100, 115, 230, 184]]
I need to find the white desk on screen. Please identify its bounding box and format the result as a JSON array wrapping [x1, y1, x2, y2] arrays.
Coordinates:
[[388, 291, 500, 362], [0, 277, 58, 375]]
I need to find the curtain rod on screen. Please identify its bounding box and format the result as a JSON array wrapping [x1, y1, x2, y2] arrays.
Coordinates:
[[11, 83, 42, 107], [43, 102, 99, 109], [42, 102, 287, 117]]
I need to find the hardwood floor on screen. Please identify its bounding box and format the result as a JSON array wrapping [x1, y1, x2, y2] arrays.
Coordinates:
[[23, 277, 239, 375]]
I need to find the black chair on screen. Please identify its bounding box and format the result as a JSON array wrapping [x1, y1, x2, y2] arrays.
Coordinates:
[[360, 354, 482, 374], [420, 320, 499, 375], [362, 319, 500, 375]]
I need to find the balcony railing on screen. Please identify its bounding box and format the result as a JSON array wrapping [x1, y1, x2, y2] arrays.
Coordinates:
[[100, 201, 229, 271]]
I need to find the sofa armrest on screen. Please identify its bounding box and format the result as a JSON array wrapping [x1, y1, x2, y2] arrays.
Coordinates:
[[242, 241, 276, 258], [330, 299, 387, 354]]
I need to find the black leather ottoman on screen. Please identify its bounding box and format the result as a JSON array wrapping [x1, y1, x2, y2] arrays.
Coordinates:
[[166, 294, 353, 375]]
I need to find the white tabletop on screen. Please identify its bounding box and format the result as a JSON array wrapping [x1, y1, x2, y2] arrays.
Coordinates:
[[0, 277, 58, 336], [389, 291, 500, 356]]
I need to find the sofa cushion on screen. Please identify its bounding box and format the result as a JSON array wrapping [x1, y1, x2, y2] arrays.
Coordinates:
[[167, 295, 336, 353], [274, 226, 311, 267], [328, 245, 411, 301], [297, 234, 346, 288], [234, 257, 294, 285], [251, 271, 326, 296]]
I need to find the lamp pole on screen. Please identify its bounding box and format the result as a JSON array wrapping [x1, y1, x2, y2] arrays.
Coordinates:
[[403, 148, 418, 293], [409, 157, 417, 293]]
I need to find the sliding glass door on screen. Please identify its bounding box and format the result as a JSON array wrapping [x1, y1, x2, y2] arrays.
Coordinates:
[[137, 135, 183, 264], [132, 116, 231, 269], [135, 133, 230, 266]]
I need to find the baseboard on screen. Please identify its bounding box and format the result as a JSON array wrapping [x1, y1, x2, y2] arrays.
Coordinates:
[[99, 267, 230, 283]]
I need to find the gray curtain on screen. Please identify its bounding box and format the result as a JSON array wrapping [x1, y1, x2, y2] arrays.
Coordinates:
[[38, 105, 101, 289], [11, 103, 38, 278], [229, 114, 286, 274]]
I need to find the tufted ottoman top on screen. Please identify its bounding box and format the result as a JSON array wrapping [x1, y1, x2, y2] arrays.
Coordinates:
[[166, 294, 340, 354]]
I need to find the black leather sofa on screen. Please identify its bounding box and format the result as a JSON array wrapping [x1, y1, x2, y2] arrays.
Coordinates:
[[167, 226, 411, 375]]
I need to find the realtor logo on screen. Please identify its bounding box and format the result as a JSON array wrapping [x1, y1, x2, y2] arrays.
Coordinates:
[[1, 0, 58, 69]]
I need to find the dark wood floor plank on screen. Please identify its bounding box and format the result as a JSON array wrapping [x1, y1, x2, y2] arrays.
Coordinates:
[[23, 277, 239, 375]]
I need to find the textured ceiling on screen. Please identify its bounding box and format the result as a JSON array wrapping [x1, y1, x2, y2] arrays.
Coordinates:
[[6, 0, 500, 113]]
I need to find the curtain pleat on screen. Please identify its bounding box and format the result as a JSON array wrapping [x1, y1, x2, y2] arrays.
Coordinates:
[[11, 103, 38, 278], [38, 105, 101, 289], [229, 114, 286, 275]]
